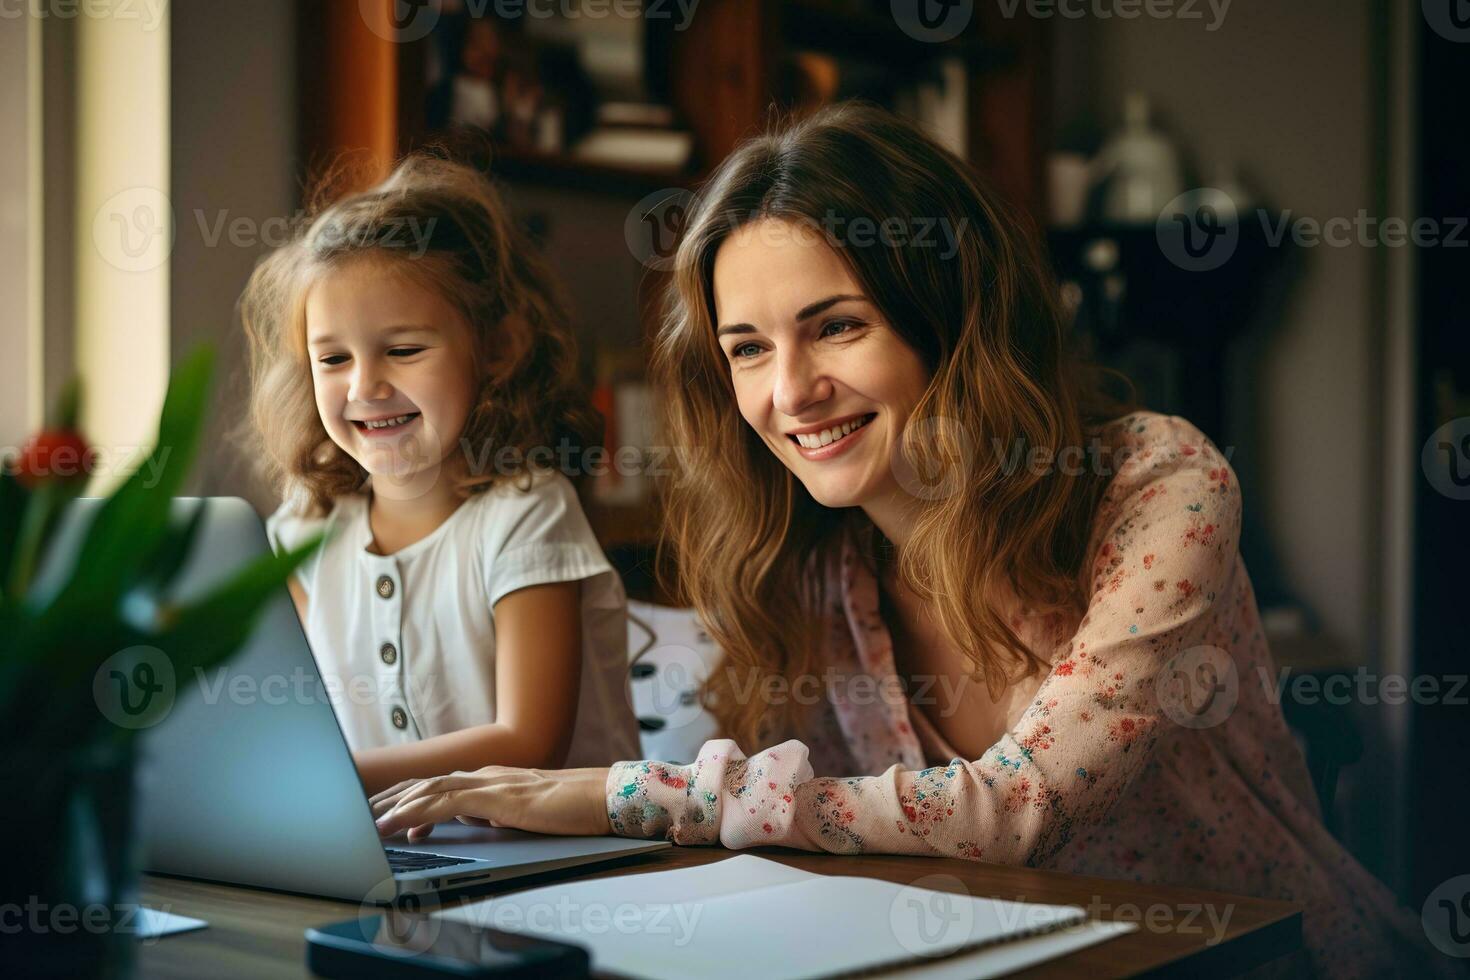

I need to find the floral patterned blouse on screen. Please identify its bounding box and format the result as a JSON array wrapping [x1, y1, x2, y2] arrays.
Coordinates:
[[605, 413, 1449, 978]]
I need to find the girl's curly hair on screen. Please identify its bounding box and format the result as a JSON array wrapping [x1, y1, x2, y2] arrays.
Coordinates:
[[237, 141, 599, 516]]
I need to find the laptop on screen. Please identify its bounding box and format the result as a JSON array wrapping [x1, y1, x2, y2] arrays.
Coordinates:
[[35, 496, 669, 904]]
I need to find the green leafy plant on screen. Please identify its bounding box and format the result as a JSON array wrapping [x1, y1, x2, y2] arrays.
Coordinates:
[[1, 345, 322, 977], [1, 345, 320, 749]]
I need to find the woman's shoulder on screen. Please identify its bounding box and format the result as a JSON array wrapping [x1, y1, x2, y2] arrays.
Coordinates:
[[1092, 411, 1237, 496], [1082, 411, 1242, 570]]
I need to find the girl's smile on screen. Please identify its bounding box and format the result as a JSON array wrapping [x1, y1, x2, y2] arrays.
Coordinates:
[[350, 411, 423, 436]]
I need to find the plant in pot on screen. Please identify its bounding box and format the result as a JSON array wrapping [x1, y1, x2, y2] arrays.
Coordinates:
[[1, 346, 321, 977]]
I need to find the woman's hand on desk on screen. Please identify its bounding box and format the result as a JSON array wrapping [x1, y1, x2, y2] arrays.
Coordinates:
[[370, 766, 612, 841]]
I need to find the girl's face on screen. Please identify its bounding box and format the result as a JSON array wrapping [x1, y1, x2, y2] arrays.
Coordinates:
[[305, 257, 478, 497], [712, 218, 931, 512]]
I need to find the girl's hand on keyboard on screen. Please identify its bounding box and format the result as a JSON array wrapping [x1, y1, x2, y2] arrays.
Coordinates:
[[370, 766, 612, 841]]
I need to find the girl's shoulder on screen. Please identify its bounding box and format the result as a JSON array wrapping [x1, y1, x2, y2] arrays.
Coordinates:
[[264, 485, 363, 554], [458, 467, 590, 544], [263, 486, 367, 596]]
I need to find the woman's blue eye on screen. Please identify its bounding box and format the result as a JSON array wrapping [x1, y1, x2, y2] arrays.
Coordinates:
[[732, 342, 763, 359], [821, 319, 860, 337]]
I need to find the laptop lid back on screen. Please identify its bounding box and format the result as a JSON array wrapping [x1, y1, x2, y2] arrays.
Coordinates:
[[35, 497, 397, 903]]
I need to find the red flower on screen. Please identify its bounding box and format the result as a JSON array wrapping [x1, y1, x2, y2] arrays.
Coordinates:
[[762, 822, 773, 834], [11, 429, 95, 489]]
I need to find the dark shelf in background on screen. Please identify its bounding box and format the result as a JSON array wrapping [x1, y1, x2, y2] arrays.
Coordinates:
[[778, 0, 1013, 71], [487, 146, 698, 197]]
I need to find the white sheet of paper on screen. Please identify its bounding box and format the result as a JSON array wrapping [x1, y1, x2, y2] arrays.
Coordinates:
[[438, 855, 1127, 980], [872, 919, 1138, 979], [135, 907, 208, 939]]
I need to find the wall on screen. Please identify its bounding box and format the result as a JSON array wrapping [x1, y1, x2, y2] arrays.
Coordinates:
[[169, 0, 298, 509], [1051, 0, 1411, 884], [0, 14, 39, 445], [1053, 0, 1380, 667]]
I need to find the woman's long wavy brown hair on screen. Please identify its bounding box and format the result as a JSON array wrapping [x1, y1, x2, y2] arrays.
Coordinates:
[[238, 142, 599, 516], [654, 103, 1135, 750]]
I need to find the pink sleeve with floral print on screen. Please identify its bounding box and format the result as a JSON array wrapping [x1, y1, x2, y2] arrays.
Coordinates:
[[606, 426, 1240, 864]]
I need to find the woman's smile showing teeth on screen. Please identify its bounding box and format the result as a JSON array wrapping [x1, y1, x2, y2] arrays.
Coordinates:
[[352, 412, 421, 435], [788, 412, 876, 460]]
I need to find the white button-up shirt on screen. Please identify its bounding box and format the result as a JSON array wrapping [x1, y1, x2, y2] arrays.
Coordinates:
[[265, 469, 639, 768]]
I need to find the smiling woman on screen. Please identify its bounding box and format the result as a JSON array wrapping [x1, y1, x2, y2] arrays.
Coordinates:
[[658, 105, 1129, 755], [368, 103, 1453, 979]]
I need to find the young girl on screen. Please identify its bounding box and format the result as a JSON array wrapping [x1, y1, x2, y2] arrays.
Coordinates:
[[370, 106, 1454, 977], [238, 148, 640, 797]]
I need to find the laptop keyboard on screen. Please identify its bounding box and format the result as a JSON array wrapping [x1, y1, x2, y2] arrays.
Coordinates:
[[385, 848, 478, 873]]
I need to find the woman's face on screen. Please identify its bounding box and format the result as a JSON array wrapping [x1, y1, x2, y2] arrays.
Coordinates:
[[305, 257, 479, 497], [712, 218, 931, 511]]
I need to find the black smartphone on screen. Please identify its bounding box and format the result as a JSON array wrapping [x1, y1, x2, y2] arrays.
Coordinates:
[[306, 909, 590, 979]]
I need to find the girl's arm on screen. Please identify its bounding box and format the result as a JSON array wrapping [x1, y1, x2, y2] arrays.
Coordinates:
[[354, 580, 583, 796], [286, 575, 310, 625], [606, 431, 1242, 862]]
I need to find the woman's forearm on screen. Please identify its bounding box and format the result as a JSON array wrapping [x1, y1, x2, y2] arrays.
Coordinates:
[[354, 722, 568, 796]]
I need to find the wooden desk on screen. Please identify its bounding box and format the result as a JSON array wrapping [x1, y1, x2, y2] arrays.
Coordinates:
[[139, 846, 1303, 978]]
